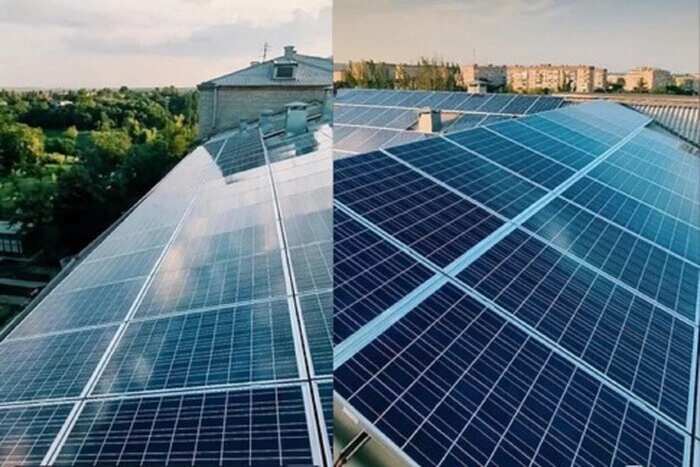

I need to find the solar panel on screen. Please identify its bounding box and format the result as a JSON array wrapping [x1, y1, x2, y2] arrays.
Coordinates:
[[0, 119, 332, 464], [333, 99, 698, 466]]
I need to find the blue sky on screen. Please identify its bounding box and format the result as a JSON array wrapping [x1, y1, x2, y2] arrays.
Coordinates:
[[334, 0, 700, 73], [0, 0, 331, 88]]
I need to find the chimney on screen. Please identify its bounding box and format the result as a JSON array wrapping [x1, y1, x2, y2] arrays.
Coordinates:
[[285, 102, 308, 135], [322, 87, 333, 121], [417, 108, 441, 134], [284, 45, 296, 60], [259, 109, 274, 134]]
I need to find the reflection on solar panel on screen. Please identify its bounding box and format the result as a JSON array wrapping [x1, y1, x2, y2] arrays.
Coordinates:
[[334, 99, 700, 466], [0, 119, 332, 465], [334, 89, 566, 154]]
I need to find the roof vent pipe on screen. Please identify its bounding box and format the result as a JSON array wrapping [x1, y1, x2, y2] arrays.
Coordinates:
[[285, 102, 308, 135], [322, 87, 333, 121], [284, 45, 296, 60], [417, 108, 441, 133]]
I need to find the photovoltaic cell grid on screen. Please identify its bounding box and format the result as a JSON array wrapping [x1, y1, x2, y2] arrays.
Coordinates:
[[0, 123, 332, 465], [334, 100, 700, 466], [333, 89, 566, 155], [335, 89, 565, 116]]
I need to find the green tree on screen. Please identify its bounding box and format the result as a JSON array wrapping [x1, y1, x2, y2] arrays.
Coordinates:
[[88, 130, 132, 162], [0, 124, 45, 172], [634, 77, 648, 92], [64, 125, 79, 139]]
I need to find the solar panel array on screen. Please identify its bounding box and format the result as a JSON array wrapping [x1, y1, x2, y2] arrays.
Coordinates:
[[0, 122, 332, 465], [334, 100, 700, 466], [334, 89, 566, 156]]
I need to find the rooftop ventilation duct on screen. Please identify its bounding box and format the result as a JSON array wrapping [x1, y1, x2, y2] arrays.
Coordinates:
[[322, 87, 333, 121], [284, 45, 296, 60], [285, 102, 308, 135], [418, 108, 441, 133]]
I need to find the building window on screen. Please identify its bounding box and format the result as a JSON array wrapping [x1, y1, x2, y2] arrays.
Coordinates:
[[274, 64, 295, 79]]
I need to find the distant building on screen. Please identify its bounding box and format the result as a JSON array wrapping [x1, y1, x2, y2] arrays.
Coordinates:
[[593, 68, 608, 90], [459, 64, 507, 88], [197, 45, 331, 140], [607, 73, 625, 85], [624, 67, 672, 91], [506, 64, 596, 93], [0, 222, 24, 257], [466, 79, 489, 94], [673, 74, 700, 93], [333, 63, 347, 83]]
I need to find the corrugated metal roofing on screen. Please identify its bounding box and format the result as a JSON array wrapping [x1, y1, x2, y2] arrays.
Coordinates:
[[203, 53, 331, 88], [631, 104, 699, 144]]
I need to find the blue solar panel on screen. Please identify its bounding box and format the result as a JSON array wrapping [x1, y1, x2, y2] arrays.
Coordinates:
[[525, 96, 564, 114], [459, 229, 694, 426], [500, 95, 540, 115], [519, 115, 611, 156], [336, 283, 689, 466], [334, 208, 434, 344], [56, 386, 314, 465], [487, 120, 596, 170], [0, 116, 332, 464], [0, 404, 74, 465], [335, 150, 504, 267], [0, 326, 117, 403], [9, 278, 144, 337], [475, 94, 516, 113], [446, 113, 486, 132], [446, 127, 576, 189], [95, 301, 298, 395], [521, 198, 698, 319], [385, 137, 547, 219], [333, 100, 696, 466]]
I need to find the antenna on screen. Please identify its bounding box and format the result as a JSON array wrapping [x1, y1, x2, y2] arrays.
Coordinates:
[[262, 42, 270, 62]]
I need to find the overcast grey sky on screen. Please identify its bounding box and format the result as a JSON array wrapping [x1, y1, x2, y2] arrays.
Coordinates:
[[334, 0, 700, 73], [0, 0, 331, 88]]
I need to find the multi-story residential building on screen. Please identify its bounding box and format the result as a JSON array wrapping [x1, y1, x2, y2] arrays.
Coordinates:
[[624, 67, 672, 91], [606, 72, 625, 85], [506, 64, 596, 93], [594, 68, 608, 90], [459, 64, 507, 88]]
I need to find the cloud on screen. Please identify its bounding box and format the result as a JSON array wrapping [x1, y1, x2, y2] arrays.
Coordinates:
[[64, 6, 332, 59], [0, 0, 331, 87]]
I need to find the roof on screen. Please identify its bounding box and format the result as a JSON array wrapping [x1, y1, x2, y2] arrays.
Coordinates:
[[0, 105, 332, 465], [201, 52, 331, 88], [630, 103, 699, 144], [334, 99, 699, 465], [333, 89, 566, 155]]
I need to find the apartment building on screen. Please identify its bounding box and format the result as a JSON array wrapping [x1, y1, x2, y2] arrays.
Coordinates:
[[594, 68, 608, 90], [459, 64, 507, 88], [624, 67, 672, 91], [507, 64, 596, 93]]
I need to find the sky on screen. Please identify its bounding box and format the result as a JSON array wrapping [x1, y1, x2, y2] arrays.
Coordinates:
[[334, 0, 700, 73], [0, 0, 331, 88]]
